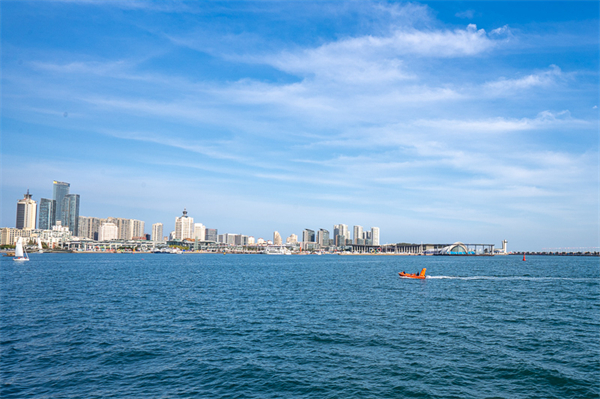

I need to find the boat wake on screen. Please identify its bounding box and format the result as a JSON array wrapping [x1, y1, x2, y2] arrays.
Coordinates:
[[426, 276, 594, 281]]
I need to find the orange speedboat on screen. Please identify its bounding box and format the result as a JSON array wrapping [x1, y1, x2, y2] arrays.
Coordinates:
[[398, 268, 426, 279]]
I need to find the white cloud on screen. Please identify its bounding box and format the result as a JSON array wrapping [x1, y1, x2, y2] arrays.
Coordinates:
[[485, 65, 564, 93]]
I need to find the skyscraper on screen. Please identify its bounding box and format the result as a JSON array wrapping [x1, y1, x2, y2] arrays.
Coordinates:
[[353, 225, 363, 244], [52, 181, 70, 223], [194, 223, 206, 240], [317, 228, 330, 247], [16, 190, 37, 229], [152, 223, 164, 242], [78, 216, 102, 240], [62, 194, 80, 235], [38, 198, 56, 230], [273, 231, 282, 245], [371, 227, 380, 246], [175, 209, 194, 240], [302, 229, 315, 243], [333, 223, 350, 246]]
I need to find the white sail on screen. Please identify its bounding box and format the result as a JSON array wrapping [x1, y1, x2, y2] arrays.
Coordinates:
[[15, 237, 24, 258], [37, 237, 43, 250]]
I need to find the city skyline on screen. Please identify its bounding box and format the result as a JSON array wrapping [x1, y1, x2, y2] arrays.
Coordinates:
[[1, 2, 598, 252]]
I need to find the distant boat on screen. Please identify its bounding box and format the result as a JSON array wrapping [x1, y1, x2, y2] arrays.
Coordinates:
[[37, 237, 44, 253], [13, 237, 29, 262]]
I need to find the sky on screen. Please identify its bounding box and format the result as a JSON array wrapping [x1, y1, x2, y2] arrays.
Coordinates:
[[1, 1, 598, 251]]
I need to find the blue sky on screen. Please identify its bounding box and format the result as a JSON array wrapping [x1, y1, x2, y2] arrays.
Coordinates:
[[1, 1, 598, 251]]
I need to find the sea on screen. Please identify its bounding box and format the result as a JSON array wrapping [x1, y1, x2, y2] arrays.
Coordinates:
[[1, 253, 598, 398]]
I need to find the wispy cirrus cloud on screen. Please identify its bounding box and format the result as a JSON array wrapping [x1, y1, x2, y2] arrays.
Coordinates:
[[485, 65, 565, 93]]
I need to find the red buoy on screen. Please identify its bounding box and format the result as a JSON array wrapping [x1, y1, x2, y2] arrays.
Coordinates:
[[523, 254, 526, 261]]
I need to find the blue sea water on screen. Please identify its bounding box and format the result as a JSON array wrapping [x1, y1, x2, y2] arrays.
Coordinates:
[[1, 254, 598, 398]]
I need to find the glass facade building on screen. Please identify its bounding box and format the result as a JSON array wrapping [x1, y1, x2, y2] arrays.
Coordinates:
[[38, 198, 56, 230], [52, 181, 70, 223], [62, 194, 80, 235]]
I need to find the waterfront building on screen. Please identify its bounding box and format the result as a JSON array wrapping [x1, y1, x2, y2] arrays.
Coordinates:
[[52, 181, 70, 223], [363, 231, 372, 245], [205, 228, 218, 242], [317, 229, 330, 248], [248, 236, 255, 245], [371, 227, 380, 246], [152, 223, 164, 242], [105, 217, 143, 240], [194, 223, 206, 241], [302, 229, 315, 243], [353, 225, 363, 245], [38, 198, 56, 230], [61, 194, 80, 235], [79, 216, 102, 240], [0, 227, 33, 246], [286, 234, 298, 244], [16, 190, 37, 230], [256, 238, 266, 245], [175, 209, 194, 240], [273, 231, 282, 246], [333, 224, 350, 246], [99, 222, 118, 241]]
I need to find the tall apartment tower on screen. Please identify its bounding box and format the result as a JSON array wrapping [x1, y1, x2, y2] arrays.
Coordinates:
[[38, 198, 56, 230], [317, 228, 330, 247], [62, 194, 80, 235], [78, 216, 102, 240], [194, 223, 206, 241], [353, 225, 364, 244], [52, 181, 70, 223], [175, 209, 194, 240], [371, 227, 380, 246], [16, 190, 37, 229], [152, 223, 164, 242], [302, 229, 315, 243], [273, 231, 282, 245]]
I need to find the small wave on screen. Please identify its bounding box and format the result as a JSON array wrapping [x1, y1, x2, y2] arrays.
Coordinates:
[[426, 276, 594, 281]]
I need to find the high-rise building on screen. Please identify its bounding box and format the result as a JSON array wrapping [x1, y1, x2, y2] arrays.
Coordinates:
[[317, 228, 330, 247], [286, 234, 298, 244], [175, 209, 194, 240], [52, 181, 70, 223], [99, 222, 118, 241], [302, 229, 315, 243], [371, 227, 380, 246], [194, 223, 206, 240], [16, 190, 37, 230], [152, 223, 164, 242], [333, 224, 350, 246], [205, 228, 218, 242], [79, 216, 102, 240], [62, 194, 80, 235], [353, 225, 363, 244], [273, 231, 282, 245], [38, 198, 56, 230]]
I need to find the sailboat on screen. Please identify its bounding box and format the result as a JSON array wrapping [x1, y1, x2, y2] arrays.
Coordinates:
[[37, 237, 44, 253], [13, 237, 30, 262]]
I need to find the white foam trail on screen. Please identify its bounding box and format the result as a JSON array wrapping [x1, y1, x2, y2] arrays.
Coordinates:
[[426, 276, 594, 281]]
